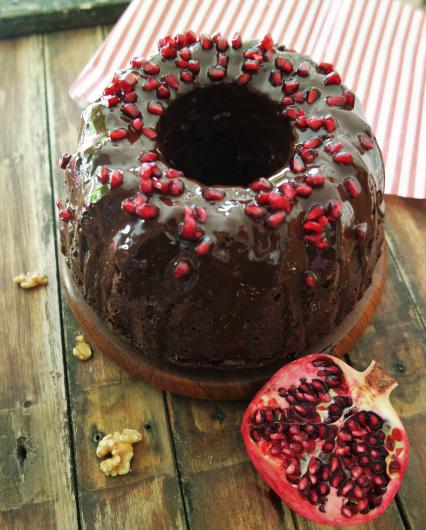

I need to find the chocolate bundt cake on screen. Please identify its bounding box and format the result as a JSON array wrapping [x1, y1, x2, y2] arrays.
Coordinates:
[[58, 32, 385, 369]]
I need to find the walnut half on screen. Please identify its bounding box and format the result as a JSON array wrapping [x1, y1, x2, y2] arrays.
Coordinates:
[[72, 335, 92, 361], [14, 272, 48, 289], [96, 429, 142, 476]]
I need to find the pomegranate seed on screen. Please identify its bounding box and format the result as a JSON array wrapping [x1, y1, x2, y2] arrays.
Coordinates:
[[142, 127, 157, 140], [195, 238, 212, 255], [256, 191, 270, 205], [359, 133, 374, 150], [152, 178, 170, 195], [299, 149, 318, 163], [323, 114, 337, 132], [236, 73, 250, 86], [162, 73, 178, 90], [161, 44, 177, 59], [146, 101, 163, 116], [304, 220, 324, 232], [303, 137, 322, 149], [283, 107, 302, 120], [250, 178, 273, 192], [306, 88, 320, 104], [143, 61, 160, 75], [297, 61, 310, 77], [304, 271, 317, 287], [304, 233, 329, 249], [132, 118, 143, 131], [243, 61, 260, 73], [139, 176, 153, 194], [275, 57, 293, 73], [200, 33, 213, 49], [318, 62, 334, 73], [344, 90, 355, 109], [279, 182, 296, 200], [130, 56, 144, 69], [324, 140, 343, 154], [327, 200, 343, 221], [158, 35, 172, 48], [217, 53, 229, 67], [194, 206, 208, 223], [181, 70, 194, 83], [163, 168, 182, 180], [354, 222, 368, 240], [293, 91, 305, 103], [324, 71, 341, 85], [268, 70, 282, 87], [216, 36, 229, 52], [304, 174, 325, 187], [267, 211, 286, 229], [326, 95, 347, 107], [295, 184, 312, 198], [140, 163, 154, 179], [140, 151, 159, 163], [173, 260, 191, 279], [184, 30, 197, 45], [259, 33, 273, 50], [180, 214, 198, 239], [281, 96, 293, 107], [208, 66, 226, 80], [295, 116, 308, 129], [109, 128, 128, 141], [187, 59, 200, 73], [175, 58, 188, 69], [231, 32, 242, 49], [59, 153, 71, 169], [98, 166, 110, 184], [203, 188, 225, 201], [269, 192, 291, 213], [334, 151, 353, 165], [291, 154, 305, 173], [101, 95, 121, 107], [110, 170, 123, 188], [156, 83, 170, 99], [283, 80, 299, 94], [305, 205, 325, 221], [345, 177, 361, 198], [307, 116, 323, 131], [121, 72, 138, 88], [124, 92, 137, 103], [122, 103, 141, 118], [245, 203, 267, 220], [143, 77, 160, 91], [59, 209, 72, 222], [122, 197, 136, 213], [179, 47, 191, 61], [169, 178, 185, 196]]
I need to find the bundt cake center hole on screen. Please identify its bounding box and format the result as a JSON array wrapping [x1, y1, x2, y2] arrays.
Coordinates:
[[157, 83, 293, 187]]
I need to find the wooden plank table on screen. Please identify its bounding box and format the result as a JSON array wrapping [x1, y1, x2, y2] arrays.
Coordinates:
[[1, 21, 425, 530]]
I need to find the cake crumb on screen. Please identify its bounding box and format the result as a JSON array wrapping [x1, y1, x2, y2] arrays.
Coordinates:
[[96, 429, 142, 476], [14, 272, 48, 289], [73, 335, 92, 361]]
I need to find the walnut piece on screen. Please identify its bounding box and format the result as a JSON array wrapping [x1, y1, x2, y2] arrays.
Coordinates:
[[72, 335, 92, 361], [96, 429, 142, 476], [14, 272, 48, 289]]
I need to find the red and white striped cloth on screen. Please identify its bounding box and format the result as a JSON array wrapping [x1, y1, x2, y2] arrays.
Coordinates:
[[70, 0, 426, 198]]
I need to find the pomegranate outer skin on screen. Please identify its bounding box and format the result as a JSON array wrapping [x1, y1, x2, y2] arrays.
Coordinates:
[[241, 353, 409, 526]]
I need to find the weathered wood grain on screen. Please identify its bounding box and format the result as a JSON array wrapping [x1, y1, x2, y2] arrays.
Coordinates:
[[0, 35, 78, 528], [167, 395, 296, 529], [0, 0, 129, 39], [43, 27, 187, 529], [384, 196, 426, 326]]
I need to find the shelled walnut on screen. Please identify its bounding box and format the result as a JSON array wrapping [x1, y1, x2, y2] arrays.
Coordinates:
[[72, 335, 92, 361], [13, 272, 48, 289], [96, 429, 142, 476]]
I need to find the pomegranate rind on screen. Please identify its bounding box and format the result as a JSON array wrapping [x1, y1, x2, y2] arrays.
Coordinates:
[[241, 354, 409, 526]]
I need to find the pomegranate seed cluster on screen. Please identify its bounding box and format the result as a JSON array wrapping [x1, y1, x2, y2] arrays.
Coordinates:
[[248, 357, 404, 519], [58, 31, 382, 284]]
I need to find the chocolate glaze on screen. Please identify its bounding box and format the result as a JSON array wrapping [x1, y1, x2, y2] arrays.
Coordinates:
[[60, 36, 385, 369]]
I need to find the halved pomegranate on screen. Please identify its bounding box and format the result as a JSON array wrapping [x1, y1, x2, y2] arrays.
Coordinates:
[[241, 354, 408, 525]]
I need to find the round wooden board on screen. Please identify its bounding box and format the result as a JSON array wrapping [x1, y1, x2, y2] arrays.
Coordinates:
[[61, 245, 386, 401]]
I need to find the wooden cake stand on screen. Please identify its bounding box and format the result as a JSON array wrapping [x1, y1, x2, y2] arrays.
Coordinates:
[[61, 246, 386, 401]]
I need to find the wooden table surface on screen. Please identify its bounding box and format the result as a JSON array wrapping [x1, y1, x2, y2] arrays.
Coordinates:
[[0, 23, 425, 530]]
